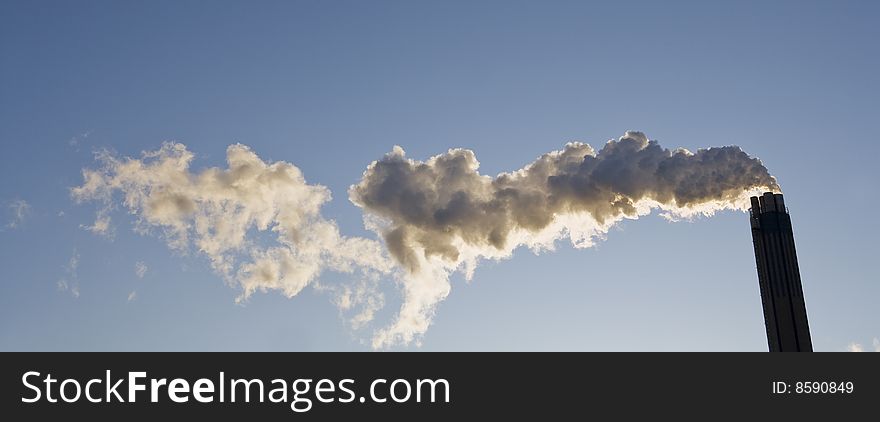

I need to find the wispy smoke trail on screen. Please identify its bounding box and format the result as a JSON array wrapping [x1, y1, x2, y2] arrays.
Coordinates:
[[350, 131, 778, 348], [72, 143, 393, 326]]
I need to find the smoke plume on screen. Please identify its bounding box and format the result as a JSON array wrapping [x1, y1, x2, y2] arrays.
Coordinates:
[[350, 131, 778, 348], [72, 132, 777, 349], [72, 142, 393, 325]]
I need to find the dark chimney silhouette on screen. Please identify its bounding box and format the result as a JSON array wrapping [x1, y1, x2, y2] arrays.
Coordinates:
[[749, 192, 812, 352]]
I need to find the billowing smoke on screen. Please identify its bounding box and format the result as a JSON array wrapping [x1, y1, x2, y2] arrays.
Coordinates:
[[350, 131, 778, 348], [72, 142, 393, 327], [73, 132, 777, 349]]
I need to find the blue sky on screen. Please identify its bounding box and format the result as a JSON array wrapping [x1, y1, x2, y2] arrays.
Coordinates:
[[1, 0, 877, 351]]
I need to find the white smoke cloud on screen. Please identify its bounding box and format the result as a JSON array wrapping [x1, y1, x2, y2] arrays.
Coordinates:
[[323, 278, 386, 331], [81, 209, 113, 238], [4, 199, 31, 230], [57, 248, 81, 298], [73, 132, 779, 349], [134, 261, 148, 279], [847, 338, 880, 352], [69, 129, 92, 149], [847, 342, 864, 352], [72, 142, 393, 319], [351, 131, 779, 348]]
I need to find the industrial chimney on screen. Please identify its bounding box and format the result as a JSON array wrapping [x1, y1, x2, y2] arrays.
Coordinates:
[[749, 192, 812, 352]]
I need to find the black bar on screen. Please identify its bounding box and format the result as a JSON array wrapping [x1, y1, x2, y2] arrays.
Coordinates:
[[1, 352, 875, 418]]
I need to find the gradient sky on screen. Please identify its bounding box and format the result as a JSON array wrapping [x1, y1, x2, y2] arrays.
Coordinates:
[[1, 0, 878, 351]]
